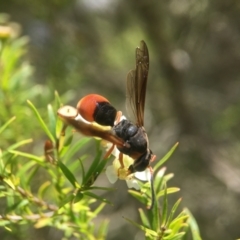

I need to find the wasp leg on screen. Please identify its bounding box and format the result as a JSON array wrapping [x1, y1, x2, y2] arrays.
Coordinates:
[[118, 152, 124, 168], [103, 143, 115, 159], [117, 153, 129, 179], [115, 111, 122, 124], [150, 155, 156, 163]]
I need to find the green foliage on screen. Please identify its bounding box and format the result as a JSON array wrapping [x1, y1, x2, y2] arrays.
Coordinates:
[[0, 15, 51, 148], [127, 143, 202, 240], [0, 15, 202, 240]]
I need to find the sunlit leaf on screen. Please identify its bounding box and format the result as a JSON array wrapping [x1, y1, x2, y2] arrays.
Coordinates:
[[0, 116, 16, 134], [161, 185, 168, 227], [8, 150, 44, 165], [88, 186, 115, 191], [0, 220, 10, 227], [5, 199, 29, 213], [166, 198, 182, 228], [0, 149, 4, 174], [97, 219, 109, 239], [3, 178, 16, 190], [16, 161, 36, 178], [27, 100, 55, 143], [54, 90, 62, 109], [38, 181, 51, 199], [58, 160, 79, 188], [82, 148, 102, 186], [55, 117, 64, 140], [154, 167, 166, 196], [59, 194, 75, 208], [64, 137, 91, 162], [139, 208, 150, 228], [164, 173, 175, 182], [83, 191, 112, 205], [2, 139, 33, 158], [64, 134, 74, 147], [164, 232, 186, 240], [34, 218, 52, 228], [124, 217, 158, 238], [47, 104, 56, 138], [154, 142, 179, 172], [78, 157, 85, 185], [157, 187, 180, 199], [128, 189, 147, 205], [93, 202, 106, 216], [184, 208, 202, 240], [26, 165, 40, 188], [169, 214, 189, 230], [73, 191, 84, 203]]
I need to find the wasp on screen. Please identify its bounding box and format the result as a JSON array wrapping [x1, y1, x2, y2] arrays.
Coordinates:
[[58, 41, 156, 208]]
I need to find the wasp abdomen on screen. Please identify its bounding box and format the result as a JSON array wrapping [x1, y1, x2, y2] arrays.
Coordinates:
[[77, 94, 117, 127]]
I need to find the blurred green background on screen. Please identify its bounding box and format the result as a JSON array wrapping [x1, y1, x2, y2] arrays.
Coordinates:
[[1, 0, 240, 239]]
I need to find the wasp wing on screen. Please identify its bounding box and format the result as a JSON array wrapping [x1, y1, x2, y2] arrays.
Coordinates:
[[126, 40, 149, 127]]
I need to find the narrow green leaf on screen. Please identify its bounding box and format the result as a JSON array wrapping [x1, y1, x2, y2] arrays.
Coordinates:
[[97, 219, 109, 239], [93, 202, 106, 216], [59, 194, 75, 208], [0, 149, 4, 174], [82, 149, 102, 186], [64, 138, 90, 162], [34, 218, 52, 229], [67, 157, 82, 176], [17, 161, 37, 178], [27, 100, 55, 143], [154, 142, 179, 171], [5, 199, 29, 213], [2, 139, 32, 158], [8, 150, 44, 165], [184, 208, 202, 240], [169, 214, 189, 230], [47, 104, 56, 138], [55, 117, 64, 140], [166, 198, 182, 227], [58, 160, 78, 188], [17, 161, 38, 188], [164, 173, 175, 182], [78, 157, 85, 185], [129, 189, 147, 205], [161, 184, 168, 227], [54, 90, 62, 109], [139, 208, 151, 228], [0, 116, 16, 134], [73, 191, 84, 203], [3, 178, 16, 190], [124, 217, 158, 237], [164, 232, 186, 240], [64, 134, 73, 147], [86, 154, 110, 185], [26, 165, 40, 188], [157, 187, 180, 199], [0, 220, 10, 227], [154, 167, 166, 197], [38, 181, 51, 199], [151, 184, 160, 231], [88, 186, 115, 191], [83, 191, 112, 205]]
